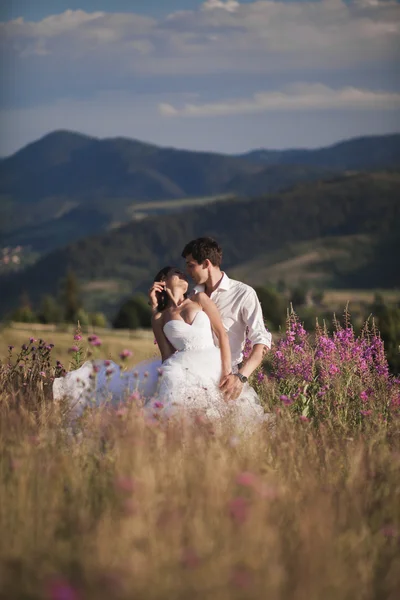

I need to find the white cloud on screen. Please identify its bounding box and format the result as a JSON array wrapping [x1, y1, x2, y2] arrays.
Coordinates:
[[202, 0, 240, 12], [1, 1, 399, 154], [159, 84, 400, 117], [0, 1, 398, 76]]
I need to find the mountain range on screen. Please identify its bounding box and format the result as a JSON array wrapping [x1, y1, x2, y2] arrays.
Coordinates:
[[0, 131, 399, 319], [1, 131, 399, 254]]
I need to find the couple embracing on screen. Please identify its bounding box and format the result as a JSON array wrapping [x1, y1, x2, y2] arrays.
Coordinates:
[[53, 237, 272, 427]]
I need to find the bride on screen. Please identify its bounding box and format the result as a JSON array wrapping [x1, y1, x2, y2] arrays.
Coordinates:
[[53, 266, 266, 426]]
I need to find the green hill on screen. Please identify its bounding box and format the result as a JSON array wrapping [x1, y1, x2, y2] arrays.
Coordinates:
[[240, 134, 400, 169], [1, 131, 399, 255], [1, 170, 399, 319]]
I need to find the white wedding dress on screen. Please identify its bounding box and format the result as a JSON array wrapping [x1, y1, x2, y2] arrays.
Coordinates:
[[53, 310, 266, 427]]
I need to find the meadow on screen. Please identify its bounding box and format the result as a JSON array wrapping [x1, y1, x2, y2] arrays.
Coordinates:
[[0, 312, 399, 599], [0, 323, 157, 368]]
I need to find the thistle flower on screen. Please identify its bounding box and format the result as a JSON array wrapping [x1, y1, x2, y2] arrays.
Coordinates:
[[68, 346, 80, 353]]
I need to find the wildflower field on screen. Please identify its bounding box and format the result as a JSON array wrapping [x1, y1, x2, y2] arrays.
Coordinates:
[[0, 312, 399, 599]]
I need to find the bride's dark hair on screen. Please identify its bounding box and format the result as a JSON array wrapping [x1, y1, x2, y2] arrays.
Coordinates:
[[154, 266, 189, 312]]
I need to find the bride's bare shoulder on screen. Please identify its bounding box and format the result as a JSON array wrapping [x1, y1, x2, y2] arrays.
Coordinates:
[[192, 291, 207, 303], [189, 294, 206, 310]]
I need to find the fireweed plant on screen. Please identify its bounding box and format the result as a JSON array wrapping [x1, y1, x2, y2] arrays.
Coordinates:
[[250, 308, 400, 430]]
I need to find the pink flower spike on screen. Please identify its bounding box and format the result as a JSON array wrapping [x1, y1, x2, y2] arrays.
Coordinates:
[[299, 415, 310, 422], [68, 346, 79, 353], [181, 547, 200, 569], [280, 395, 293, 406], [381, 525, 398, 538], [360, 410, 372, 417], [228, 497, 249, 525], [73, 334, 82, 341], [154, 401, 164, 409], [121, 498, 137, 517], [119, 349, 133, 360], [46, 577, 79, 600], [40, 371, 46, 377], [231, 566, 253, 590], [90, 338, 102, 347], [236, 471, 258, 488], [114, 476, 136, 495]]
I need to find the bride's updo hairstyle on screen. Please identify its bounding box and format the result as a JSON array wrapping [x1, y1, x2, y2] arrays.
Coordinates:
[[154, 266, 189, 312]]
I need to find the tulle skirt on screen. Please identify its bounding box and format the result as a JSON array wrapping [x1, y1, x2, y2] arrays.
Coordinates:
[[53, 356, 162, 418], [53, 351, 268, 429]]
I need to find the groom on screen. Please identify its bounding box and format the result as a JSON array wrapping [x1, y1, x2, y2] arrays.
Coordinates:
[[149, 237, 271, 401]]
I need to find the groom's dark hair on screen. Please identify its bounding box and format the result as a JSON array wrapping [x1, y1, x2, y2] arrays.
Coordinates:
[[181, 237, 223, 267]]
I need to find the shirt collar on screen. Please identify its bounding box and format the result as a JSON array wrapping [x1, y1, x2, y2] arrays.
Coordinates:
[[194, 272, 230, 294]]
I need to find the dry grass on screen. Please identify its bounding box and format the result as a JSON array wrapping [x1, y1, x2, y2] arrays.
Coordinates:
[[0, 402, 399, 600], [1, 316, 400, 599]]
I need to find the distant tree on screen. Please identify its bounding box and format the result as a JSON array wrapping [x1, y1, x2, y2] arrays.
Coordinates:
[[61, 269, 82, 323], [254, 286, 286, 331], [311, 289, 325, 306], [290, 285, 308, 309], [11, 291, 36, 323], [132, 294, 152, 328], [89, 312, 108, 328], [276, 279, 287, 294], [372, 301, 400, 375], [75, 308, 91, 328], [38, 295, 63, 324], [113, 294, 152, 330]]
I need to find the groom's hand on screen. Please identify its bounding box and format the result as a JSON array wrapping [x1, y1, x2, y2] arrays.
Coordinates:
[[220, 374, 243, 402]]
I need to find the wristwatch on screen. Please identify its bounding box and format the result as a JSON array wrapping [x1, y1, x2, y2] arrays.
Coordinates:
[[234, 372, 248, 384]]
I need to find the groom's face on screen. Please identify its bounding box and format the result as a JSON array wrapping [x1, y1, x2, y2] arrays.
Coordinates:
[[185, 254, 208, 285]]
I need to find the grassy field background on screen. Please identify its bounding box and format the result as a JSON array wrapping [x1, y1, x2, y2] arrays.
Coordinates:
[[0, 324, 158, 368]]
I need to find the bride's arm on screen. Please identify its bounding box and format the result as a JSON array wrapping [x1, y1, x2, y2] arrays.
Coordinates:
[[152, 312, 175, 362], [194, 293, 232, 380]]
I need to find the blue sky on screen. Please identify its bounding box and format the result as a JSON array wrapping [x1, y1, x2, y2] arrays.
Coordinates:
[[1, 1, 259, 21], [0, 0, 399, 156]]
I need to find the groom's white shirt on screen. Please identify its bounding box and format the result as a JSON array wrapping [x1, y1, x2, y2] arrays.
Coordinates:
[[194, 272, 272, 367]]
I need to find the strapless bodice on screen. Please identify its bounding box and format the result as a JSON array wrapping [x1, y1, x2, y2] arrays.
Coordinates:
[[163, 311, 215, 351]]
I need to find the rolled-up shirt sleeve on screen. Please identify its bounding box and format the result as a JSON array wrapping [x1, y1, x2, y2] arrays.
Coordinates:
[[242, 289, 272, 349]]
